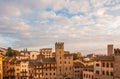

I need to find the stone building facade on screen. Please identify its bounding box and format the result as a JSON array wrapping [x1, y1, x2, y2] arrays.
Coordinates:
[[20, 59, 29, 79], [14, 60, 21, 79], [29, 54, 57, 79], [114, 48, 120, 79], [94, 56, 114, 79], [40, 48, 53, 58], [2, 42, 73, 79], [73, 60, 85, 79], [83, 65, 94, 79], [55, 42, 73, 79], [3, 57, 14, 79]]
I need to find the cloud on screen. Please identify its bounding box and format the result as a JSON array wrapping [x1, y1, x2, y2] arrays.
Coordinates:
[[0, 0, 120, 55], [90, 0, 106, 8], [67, 0, 90, 13], [0, 5, 21, 16], [71, 15, 95, 26], [0, 16, 30, 38], [39, 11, 57, 19]]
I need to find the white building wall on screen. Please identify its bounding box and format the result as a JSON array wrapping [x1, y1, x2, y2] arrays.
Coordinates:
[[30, 51, 39, 60]]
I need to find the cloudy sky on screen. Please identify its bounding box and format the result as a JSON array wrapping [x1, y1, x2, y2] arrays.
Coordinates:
[[0, 0, 120, 55]]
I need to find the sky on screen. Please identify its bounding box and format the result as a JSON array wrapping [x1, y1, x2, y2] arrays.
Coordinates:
[[0, 0, 120, 55]]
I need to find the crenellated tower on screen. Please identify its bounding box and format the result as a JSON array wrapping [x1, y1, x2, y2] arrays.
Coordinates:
[[55, 42, 64, 60], [55, 42, 73, 79], [114, 48, 120, 79], [55, 42, 64, 79]]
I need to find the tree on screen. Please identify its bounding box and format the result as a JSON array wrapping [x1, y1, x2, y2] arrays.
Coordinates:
[[73, 52, 83, 60], [73, 53, 78, 60], [12, 50, 19, 56], [6, 47, 19, 57], [6, 47, 13, 57]]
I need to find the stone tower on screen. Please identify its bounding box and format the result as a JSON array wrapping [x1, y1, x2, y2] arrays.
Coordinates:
[[114, 48, 120, 79], [107, 44, 114, 56], [55, 42, 64, 79], [114, 55, 120, 79]]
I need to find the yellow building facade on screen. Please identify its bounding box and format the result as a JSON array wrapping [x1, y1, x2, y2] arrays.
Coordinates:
[[0, 55, 2, 79]]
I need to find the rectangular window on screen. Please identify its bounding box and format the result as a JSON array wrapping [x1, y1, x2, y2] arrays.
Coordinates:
[[96, 64, 99, 67], [111, 63, 113, 67], [102, 63, 105, 67], [107, 63, 109, 67], [92, 76, 93, 79], [65, 67, 67, 70], [64, 61, 66, 64], [111, 72, 113, 76], [96, 70, 99, 74], [84, 74, 85, 77], [102, 71, 105, 75], [86, 74, 88, 78], [106, 71, 109, 75]]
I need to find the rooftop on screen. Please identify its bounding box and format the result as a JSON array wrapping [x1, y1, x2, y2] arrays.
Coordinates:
[[95, 55, 114, 61]]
